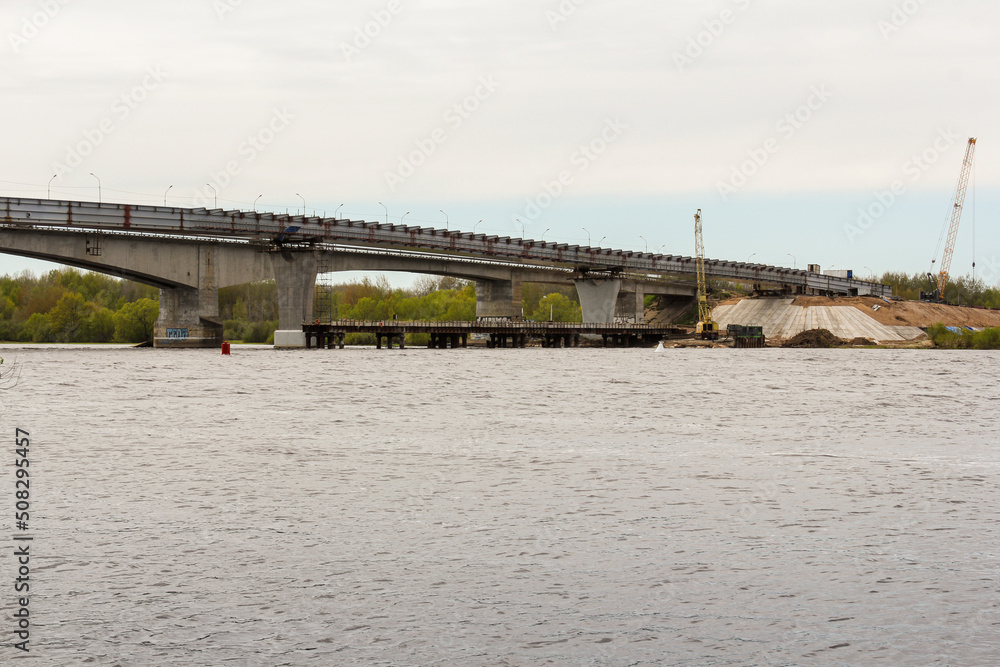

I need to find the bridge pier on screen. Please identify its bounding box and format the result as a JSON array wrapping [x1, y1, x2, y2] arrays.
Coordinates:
[[475, 274, 523, 320], [375, 333, 405, 349], [574, 277, 621, 323], [428, 333, 468, 349], [272, 251, 319, 348], [154, 246, 223, 348], [154, 286, 224, 348], [616, 282, 645, 323]]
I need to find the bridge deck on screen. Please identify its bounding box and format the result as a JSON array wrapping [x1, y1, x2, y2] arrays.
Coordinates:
[[1, 196, 892, 296]]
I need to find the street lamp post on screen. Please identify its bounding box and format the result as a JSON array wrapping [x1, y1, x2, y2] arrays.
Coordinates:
[[639, 235, 648, 253], [335, 203, 344, 219], [582, 227, 591, 246], [540, 228, 549, 241], [598, 236, 606, 247], [206, 184, 217, 208], [439, 209, 448, 230], [47, 174, 56, 199], [254, 194, 262, 212], [516, 218, 524, 237], [786, 253, 796, 269], [401, 211, 410, 224], [164, 185, 173, 206], [89, 172, 101, 204], [378, 202, 388, 224], [747, 252, 756, 264], [473, 219, 482, 234], [296, 193, 306, 216]]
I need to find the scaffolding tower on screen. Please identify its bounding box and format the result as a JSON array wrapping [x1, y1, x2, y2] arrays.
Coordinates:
[[313, 256, 335, 323]]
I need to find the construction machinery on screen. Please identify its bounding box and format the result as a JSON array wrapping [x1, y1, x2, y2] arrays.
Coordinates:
[[694, 209, 720, 340], [921, 137, 977, 302]]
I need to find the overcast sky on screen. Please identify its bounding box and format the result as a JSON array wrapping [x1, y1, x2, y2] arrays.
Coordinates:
[[2, 0, 997, 284]]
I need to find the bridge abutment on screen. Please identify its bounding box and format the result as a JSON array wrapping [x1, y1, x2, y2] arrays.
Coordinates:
[[273, 250, 319, 348]]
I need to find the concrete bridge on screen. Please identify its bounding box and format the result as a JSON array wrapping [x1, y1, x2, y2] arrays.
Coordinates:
[[0, 197, 890, 347]]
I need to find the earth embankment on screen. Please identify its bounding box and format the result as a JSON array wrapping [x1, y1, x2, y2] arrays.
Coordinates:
[[712, 296, 1000, 342]]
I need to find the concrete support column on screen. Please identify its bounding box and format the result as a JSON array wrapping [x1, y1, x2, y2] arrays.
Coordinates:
[[616, 282, 645, 323], [574, 277, 621, 323], [475, 272, 523, 320], [154, 246, 222, 348], [272, 250, 319, 348], [155, 286, 223, 348]]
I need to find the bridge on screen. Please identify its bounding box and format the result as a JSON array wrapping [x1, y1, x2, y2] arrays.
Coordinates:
[[0, 196, 891, 348]]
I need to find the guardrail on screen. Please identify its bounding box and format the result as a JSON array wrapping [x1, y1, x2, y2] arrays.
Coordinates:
[[1, 196, 891, 296]]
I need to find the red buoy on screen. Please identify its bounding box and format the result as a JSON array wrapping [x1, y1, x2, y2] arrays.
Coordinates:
[[221, 341, 231, 355]]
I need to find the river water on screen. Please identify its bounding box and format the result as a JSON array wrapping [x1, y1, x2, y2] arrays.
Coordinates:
[[2, 345, 998, 665]]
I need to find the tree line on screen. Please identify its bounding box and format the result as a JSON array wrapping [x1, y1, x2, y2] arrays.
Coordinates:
[[876, 271, 1000, 307], [5, 266, 994, 344], [0, 268, 159, 343], [0, 269, 584, 344]]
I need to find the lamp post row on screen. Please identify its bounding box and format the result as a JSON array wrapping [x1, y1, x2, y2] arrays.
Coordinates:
[[39, 177, 689, 254]]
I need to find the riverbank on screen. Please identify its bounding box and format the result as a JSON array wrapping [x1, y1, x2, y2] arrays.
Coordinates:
[[710, 296, 1000, 344]]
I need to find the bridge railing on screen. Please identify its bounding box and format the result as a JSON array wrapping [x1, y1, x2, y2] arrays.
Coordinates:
[[0, 196, 892, 296]]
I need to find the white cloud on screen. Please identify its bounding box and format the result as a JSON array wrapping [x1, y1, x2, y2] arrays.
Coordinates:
[[0, 0, 995, 276]]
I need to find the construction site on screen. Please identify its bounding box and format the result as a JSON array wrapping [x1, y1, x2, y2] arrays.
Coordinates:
[[662, 136, 996, 348]]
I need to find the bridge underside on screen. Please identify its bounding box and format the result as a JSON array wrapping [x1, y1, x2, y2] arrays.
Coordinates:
[[0, 228, 696, 347]]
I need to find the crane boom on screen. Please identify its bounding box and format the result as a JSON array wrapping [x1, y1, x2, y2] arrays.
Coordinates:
[[936, 137, 977, 298], [694, 209, 718, 339], [695, 209, 708, 322]]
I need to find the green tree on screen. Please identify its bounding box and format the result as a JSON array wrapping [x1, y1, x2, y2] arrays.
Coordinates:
[[23, 312, 54, 342], [531, 293, 582, 322], [244, 320, 278, 343], [49, 292, 93, 342], [82, 307, 117, 342], [114, 298, 159, 343]]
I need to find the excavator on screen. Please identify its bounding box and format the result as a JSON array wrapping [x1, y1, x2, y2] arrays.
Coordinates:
[[694, 209, 720, 340], [921, 137, 977, 303]]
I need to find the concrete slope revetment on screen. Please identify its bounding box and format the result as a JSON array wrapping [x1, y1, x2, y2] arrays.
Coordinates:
[[713, 299, 926, 341]]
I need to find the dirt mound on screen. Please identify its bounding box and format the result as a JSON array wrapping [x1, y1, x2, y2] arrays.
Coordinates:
[[790, 296, 1000, 328], [782, 328, 844, 348], [846, 337, 875, 346]]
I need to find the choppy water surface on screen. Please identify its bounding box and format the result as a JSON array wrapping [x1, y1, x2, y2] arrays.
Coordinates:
[[4, 345, 999, 665]]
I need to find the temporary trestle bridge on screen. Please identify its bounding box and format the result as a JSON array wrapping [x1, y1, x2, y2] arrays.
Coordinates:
[[301, 320, 684, 350]]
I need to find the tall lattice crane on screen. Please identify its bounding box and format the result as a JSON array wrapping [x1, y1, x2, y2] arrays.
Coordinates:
[[694, 209, 719, 339], [925, 137, 977, 302]]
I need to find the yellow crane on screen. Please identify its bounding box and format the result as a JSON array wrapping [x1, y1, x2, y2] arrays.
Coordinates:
[[923, 137, 977, 302], [694, 209, 719, 340]]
